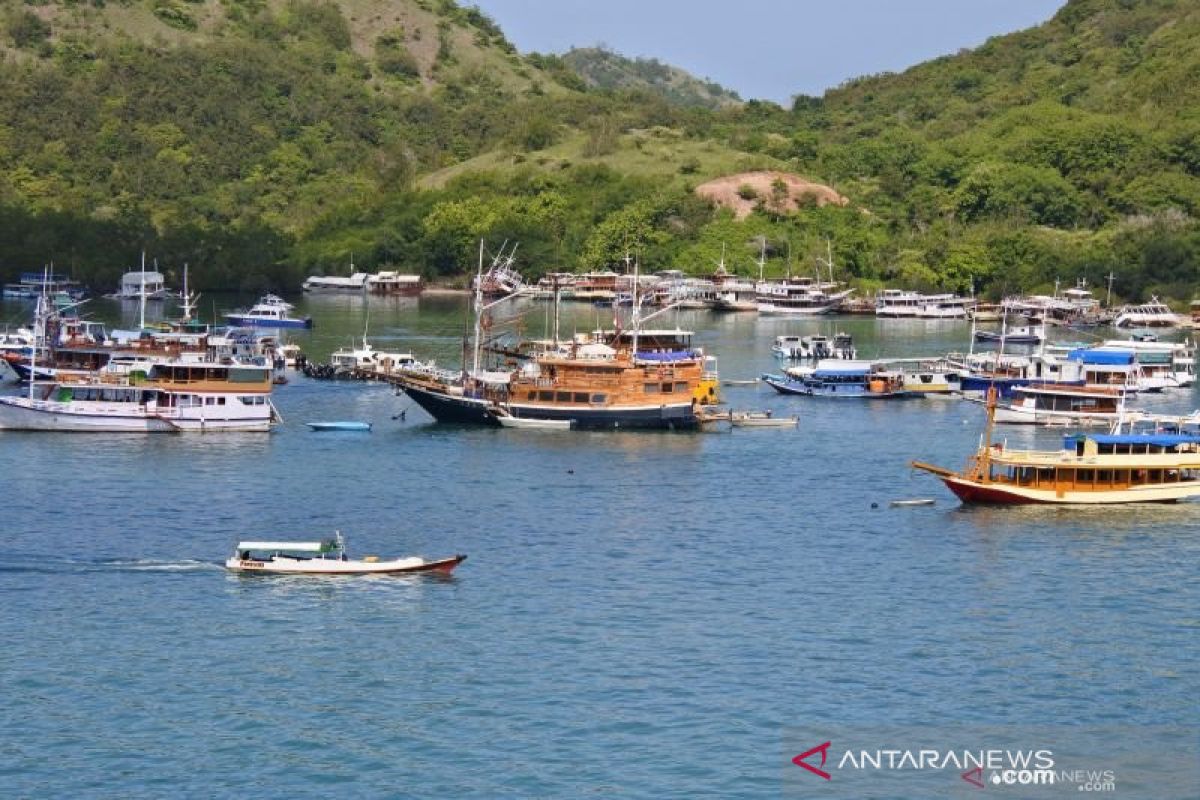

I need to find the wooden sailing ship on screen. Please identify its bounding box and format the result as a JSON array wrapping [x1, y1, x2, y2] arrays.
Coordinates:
[[394, 244, 719, 430]]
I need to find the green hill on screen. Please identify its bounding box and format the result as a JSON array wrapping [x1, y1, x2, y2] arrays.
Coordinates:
[[558, 47, 741, 110], [0, 0, 1196, 303]]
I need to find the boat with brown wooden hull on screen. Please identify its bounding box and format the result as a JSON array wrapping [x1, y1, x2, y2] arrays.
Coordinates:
[[397, 342, 712, 431], [396, 246, 719, 431], [912, 390, 1200, 504]]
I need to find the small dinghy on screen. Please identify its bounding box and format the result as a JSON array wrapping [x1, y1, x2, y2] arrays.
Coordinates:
[[890, 498, 936, 507], [495, 412, 573, 430], [225, 532, 465, 576], [306, 421, 372, 432], [730, 410, 798, 428], [722, 379, 761, 386]]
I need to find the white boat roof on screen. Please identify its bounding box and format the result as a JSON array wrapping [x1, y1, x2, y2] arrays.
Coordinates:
[[236, 541, 333, 552], [121, 271, 165, 284]]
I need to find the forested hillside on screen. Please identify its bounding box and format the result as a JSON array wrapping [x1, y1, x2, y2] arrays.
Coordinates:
[[0, 0, 1196, 303], [557, 47, 741, 110]]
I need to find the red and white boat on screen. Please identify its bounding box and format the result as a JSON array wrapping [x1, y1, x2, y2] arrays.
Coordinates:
[[225, 533, 466, 575], [912, 391, 1200, 504]]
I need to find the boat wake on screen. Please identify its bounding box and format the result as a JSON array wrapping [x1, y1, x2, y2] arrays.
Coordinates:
[[0, 557, 223, 574], [100, 558, 222, 572]]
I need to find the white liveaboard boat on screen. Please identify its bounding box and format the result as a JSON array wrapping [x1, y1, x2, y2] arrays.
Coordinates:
[[876, 290, 974, 319], [0, 360, 279, 432], [108, 270, 175, 301], [1113, 299, 1184, 328], [225, 533, 466, 575], [992, 384, 1129, 427]]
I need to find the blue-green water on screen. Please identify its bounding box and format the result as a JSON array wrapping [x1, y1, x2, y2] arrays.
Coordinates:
[[1, 296, 1197, 798]]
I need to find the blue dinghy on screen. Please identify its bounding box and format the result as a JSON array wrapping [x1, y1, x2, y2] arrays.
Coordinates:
[[306, 421, 372, 432]]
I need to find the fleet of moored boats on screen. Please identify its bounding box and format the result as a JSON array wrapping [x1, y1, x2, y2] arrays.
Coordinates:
[[4, 248, 1200, 518]]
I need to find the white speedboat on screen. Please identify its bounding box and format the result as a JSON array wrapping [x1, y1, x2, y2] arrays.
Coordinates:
[[226, 295, 312, 329], [729, 410, 797, 428], [225, 533, 466, 575]]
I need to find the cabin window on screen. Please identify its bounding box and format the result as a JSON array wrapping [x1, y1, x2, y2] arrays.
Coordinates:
[[573, 393, 589, 403], [661, 383, 674, 393], [674, 382, 689, 393], [537, 391, 553, 402], [217, 397, 226, 406], [526, 391, 537, 400], [1078, 469, 1094, 484], [555, 392, 571, 402], [229, 368, 264, 384], [644, 383, 660, 394], [590, 393, 607, 404]]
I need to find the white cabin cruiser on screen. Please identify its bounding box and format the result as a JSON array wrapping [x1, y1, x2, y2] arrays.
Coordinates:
[[225, 533, 466, 575]]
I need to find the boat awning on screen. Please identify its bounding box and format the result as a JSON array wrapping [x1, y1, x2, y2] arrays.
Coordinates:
[[236, 541, 334, 552], [1068, 349, 1134, 365], [1064, 434, 1200, 448], [635, 350, 698, 362]]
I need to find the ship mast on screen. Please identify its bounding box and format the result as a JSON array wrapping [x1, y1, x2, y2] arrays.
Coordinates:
[[630, 255, 641, 360], [28, 267, 48, 401], [977, 387, 999, 483], [470, 239, 484, 384], [139, 251, 147, 331]]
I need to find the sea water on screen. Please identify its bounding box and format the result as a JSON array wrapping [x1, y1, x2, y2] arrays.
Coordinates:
[[0, 296, 1196, 798]]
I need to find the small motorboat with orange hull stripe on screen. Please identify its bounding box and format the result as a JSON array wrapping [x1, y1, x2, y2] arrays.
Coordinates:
[[912, 389, 1200, 505]]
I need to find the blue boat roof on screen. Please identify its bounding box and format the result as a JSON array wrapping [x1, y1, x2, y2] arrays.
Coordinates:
[[812, 366, 870, 377], [1065, 433, 1200, 448], [1067, 349, 1134, 365]]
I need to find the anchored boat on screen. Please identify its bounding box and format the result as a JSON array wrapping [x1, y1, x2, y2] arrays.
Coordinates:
[[912, 390, 1200, 504], [225, 295, 312, 329]]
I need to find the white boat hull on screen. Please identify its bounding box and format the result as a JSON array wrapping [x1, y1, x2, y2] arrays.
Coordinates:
[[497, 415, 573, 430], [0, 397, 273, 432], [940, 475, 1200, 504], [992, 405, 1118, 426], [756, 303, 836, 315], [225, 555, 465, 575]]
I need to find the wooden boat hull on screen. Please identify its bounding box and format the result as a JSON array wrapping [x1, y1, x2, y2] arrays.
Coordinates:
[[226, 554, 466, 575], [399, 382, 500, 426], [401, 380, 699, 430], [500, 401, 698, 430], [939, 474, 1199, 505]]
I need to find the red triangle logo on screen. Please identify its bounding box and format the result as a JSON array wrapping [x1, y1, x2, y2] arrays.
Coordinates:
[[792, 741, 832, 780]]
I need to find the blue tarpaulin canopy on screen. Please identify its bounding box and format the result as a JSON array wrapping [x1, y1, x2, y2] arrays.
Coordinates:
[[635, 350, 698, 362], [1067, 349, 1134, 365]]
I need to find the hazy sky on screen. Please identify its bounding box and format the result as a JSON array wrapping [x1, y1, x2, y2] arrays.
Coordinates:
[[470, 0, 1066, 103]]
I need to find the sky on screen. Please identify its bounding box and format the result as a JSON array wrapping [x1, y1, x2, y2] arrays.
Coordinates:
[[469, 0, 1066, 104]]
